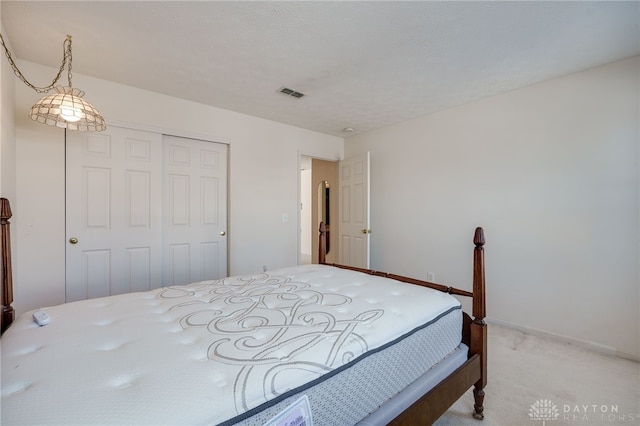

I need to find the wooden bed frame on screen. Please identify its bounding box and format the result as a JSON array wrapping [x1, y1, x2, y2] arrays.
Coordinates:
[[0, 197, 485, 425], [1, 198, 14, 336], [319, 222, 487, 424]]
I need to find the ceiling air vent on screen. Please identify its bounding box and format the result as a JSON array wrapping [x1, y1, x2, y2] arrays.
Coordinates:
[[279, 87, 305, 98]]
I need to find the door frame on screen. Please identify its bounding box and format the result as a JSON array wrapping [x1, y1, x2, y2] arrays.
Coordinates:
[[297, 151, 341, 266]]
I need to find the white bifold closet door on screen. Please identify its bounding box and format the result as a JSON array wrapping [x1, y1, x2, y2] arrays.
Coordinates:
[[65, 127, 227, 303], [162, 135, 227, 287]]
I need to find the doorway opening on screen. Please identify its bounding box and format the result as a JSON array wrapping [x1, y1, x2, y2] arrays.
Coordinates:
[[300, 156, 338, 265]]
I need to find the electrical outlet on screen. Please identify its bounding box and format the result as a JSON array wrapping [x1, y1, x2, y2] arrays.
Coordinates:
[[427, 272, 435, 281]]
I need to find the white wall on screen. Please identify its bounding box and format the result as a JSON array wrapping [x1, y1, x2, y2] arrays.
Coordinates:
[[11, 60, 343, 317], [1, 14, 17, 204], [345, 57, 640, 360], [0, 13, 18, 321]]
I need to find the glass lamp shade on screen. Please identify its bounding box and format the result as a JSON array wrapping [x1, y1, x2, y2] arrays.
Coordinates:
[[30, 86, 106, 132]]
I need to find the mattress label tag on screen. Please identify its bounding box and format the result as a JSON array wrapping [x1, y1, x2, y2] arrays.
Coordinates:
[[263, 395, 314, 426]]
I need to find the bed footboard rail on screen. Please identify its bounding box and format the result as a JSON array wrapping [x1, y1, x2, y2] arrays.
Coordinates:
[[1, 197, 15, 335]]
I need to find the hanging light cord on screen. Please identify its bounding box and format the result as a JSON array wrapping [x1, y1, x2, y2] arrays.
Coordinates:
[[0, 33, 71, 94]]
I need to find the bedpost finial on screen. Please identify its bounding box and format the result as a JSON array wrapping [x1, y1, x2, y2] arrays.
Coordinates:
[[474, 227, 485, 247], [0, 198, 12, 220]]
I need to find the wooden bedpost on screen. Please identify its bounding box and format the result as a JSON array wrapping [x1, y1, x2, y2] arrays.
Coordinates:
[[1, 197, 15, 335], [318, 222, 327, 264], [471, 227, 487, 419]]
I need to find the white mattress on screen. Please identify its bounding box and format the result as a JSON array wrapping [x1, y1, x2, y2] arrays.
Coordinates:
[[1, 264, 462, 425]]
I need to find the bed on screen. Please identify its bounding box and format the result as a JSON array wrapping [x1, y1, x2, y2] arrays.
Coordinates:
[[0, 197, 487, 425]]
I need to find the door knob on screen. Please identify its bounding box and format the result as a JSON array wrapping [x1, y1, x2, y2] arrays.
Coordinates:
[[69, 237, 78, 244], [220, 231, 226, 236], [361, 229, 371, 234]]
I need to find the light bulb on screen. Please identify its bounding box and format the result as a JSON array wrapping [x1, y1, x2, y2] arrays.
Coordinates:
[[59, 105, 83, 122]]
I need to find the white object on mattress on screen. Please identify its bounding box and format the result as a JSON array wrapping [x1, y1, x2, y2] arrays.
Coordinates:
[[32, 310, 50, 326], [1, 264, 461, 425]]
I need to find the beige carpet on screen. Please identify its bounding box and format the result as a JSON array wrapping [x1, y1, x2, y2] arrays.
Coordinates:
[[434, 324, 640, 426]]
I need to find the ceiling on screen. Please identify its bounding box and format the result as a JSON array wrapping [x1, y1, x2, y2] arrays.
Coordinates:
[[2, 1, 639, 137]]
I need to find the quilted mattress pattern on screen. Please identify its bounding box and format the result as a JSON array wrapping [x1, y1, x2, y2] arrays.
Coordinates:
[[1, 264, 461, 425]]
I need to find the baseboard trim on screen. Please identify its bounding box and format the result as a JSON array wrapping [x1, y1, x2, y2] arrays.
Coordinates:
[[485, 317, 640, 363]]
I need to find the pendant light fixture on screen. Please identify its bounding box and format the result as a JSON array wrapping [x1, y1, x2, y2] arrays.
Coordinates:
[[0, 33, 106, 132]]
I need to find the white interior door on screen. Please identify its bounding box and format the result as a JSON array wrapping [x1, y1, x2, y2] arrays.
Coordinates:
[[65, 127, 163, 302], [163, 135, 228, 286], [338, 152, 370, 268]]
